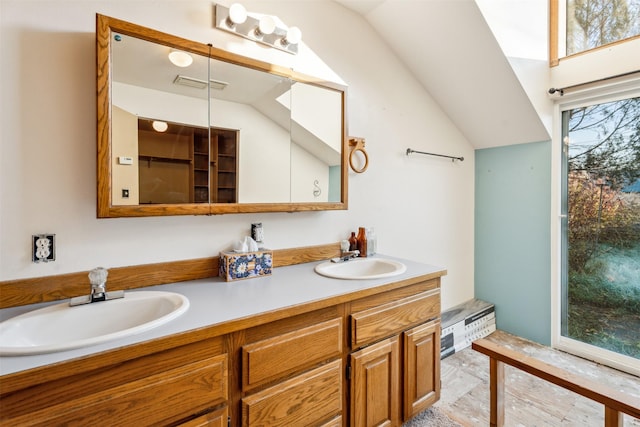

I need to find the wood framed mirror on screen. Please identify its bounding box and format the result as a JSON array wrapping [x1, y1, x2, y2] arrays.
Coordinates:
[[97, 14, 348, 217]]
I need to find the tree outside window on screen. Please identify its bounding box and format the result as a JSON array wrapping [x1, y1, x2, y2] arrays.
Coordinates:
[[562, 96, 640, 359], [566, 0, 640, 56]]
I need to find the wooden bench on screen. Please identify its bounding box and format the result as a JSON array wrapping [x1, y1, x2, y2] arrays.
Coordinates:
[[472, 338, 640, 427]]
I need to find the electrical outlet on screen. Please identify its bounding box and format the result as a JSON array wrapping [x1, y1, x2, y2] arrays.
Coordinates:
[[32, 234, 55, 263]]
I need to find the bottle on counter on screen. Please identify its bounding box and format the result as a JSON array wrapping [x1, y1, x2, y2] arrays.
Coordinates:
[[367, 227, 376, 256], [251, 223, 264, 249], [356, 227, 367, 257], [348, 232, 358, 251]]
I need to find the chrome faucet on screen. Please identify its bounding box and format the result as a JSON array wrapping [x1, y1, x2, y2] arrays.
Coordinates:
[[331, 249, 360, 263], [90, 267, 108, 302], [69, 267, 124, 306]]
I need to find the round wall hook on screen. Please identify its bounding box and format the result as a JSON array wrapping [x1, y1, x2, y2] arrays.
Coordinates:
[[348, 137, 369, 173]]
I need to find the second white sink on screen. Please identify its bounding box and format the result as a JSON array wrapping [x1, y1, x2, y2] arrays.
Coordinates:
[[314, 258, 406, 280], [0, 291, 189, 356]]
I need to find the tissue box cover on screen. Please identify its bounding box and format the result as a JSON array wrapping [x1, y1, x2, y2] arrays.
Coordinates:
[[219, 250, 273, 281]]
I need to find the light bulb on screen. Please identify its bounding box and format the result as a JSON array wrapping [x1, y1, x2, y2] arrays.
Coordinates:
[[152, 121, 168, 132], [256, 15, 276, 36], [168, 50, 193, 67], [283, 26, 302, 45], [228, 3, 247, 26]]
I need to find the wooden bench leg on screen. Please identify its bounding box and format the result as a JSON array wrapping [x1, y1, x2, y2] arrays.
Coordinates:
[[604, 407, 623, 427], [489, 358, 505, 427]]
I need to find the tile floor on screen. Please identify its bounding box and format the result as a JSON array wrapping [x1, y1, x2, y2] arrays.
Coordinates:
[[433, 330, 640, 426]]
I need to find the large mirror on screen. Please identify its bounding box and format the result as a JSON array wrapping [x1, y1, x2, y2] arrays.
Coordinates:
[[97, 14, 347, 217]]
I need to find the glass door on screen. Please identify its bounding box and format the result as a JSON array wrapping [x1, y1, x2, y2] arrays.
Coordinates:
[[560, 96, 640, 371]]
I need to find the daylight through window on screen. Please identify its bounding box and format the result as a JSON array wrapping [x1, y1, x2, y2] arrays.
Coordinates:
[[566, 0, 640, 56], [560, 96, 640, 363]]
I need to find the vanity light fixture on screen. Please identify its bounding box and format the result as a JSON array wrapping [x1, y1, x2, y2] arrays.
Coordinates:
[[168, 50, 193, 67], [152, 120, 169, 132], [214, 3, 302, 54]]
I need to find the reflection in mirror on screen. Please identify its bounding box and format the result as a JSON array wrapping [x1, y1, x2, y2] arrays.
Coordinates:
[[208, 58, 291, 203], [290, 82, 343, 203], [97, 14, 348, 217], [111, 34, 295, 205], [111, 33, 210, 206]]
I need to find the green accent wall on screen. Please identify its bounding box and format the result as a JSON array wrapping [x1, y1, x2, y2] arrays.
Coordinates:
[[475, 141, 552, 345]]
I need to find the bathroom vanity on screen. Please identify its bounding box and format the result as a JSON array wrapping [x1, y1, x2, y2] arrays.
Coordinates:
[[0, 255, 445, 427]]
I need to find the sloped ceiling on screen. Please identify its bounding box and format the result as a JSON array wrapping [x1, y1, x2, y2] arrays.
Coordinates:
[[335, 0, 550, 149]]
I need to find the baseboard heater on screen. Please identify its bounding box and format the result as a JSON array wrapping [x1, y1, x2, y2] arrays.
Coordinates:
[[441, 298, 496, 359]]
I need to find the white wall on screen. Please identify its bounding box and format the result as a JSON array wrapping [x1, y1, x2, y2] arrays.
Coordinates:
[[0, 0, 475, 310]]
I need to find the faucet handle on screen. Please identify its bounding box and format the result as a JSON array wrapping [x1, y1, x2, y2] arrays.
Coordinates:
[[88, 267, 108, 286]]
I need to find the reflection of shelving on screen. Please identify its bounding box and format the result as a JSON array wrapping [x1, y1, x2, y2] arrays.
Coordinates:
[[192, 128, 210, 203], [210, 128, 238, 203], [138, 121, 193, 204], [137, 119, 237, 204]]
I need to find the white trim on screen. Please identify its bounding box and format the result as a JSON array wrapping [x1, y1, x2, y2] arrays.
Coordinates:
[[550, 100, 562, 348], [556, 336, 640, 376], [551, 78, 640, 376], [553, 74, 640, 105]]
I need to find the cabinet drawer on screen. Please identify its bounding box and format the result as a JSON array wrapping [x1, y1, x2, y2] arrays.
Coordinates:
[[241, 359, 343, 427], [179, 406, 228, 427], [4, 353, 228, 427], [319, 416, 343, 427], [242, 317, 342, 391], [351, 289, 439, 348]]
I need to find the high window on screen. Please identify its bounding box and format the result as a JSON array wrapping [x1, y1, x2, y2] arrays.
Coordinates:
[[551, 0, 640, 64]]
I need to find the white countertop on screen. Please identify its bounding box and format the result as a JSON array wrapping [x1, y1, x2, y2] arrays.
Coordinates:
[[0, 255, 445, 376]]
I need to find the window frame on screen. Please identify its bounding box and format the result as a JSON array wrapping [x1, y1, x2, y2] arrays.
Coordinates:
[[549, 0, 640, 66], [551, 81, 640, 377]]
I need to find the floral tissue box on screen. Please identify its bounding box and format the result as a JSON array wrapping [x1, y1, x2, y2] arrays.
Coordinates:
[[219, 250, 273, 281]]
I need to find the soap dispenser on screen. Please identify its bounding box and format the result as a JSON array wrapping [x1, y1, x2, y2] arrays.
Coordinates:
[[356, 227, 367, 257]]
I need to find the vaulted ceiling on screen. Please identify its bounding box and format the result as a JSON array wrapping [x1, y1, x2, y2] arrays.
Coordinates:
[[334, 0, 550, 149]]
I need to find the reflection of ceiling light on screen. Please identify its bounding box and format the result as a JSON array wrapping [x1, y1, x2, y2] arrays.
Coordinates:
[[227, 3, 247, 26], [152, 121, 168, 132], [255, 16, 276, 36], [168, 50, 193, 67], [173, 75, 228, 91], [282, 26, 302, 46]]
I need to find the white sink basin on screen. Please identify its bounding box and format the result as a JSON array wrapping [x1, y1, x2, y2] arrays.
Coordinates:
[[314, 258, 406, 280], [0, 291, 189, 356]]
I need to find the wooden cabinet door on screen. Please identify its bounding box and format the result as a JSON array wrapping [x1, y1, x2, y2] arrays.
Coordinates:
[[403, 319, 441, 420], [350, 336, 400, 427]]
